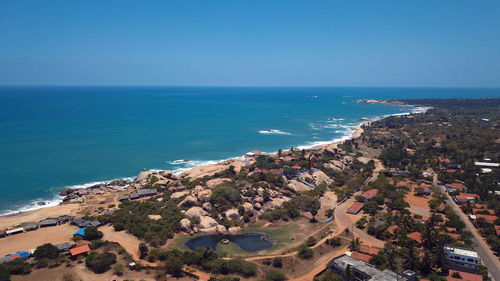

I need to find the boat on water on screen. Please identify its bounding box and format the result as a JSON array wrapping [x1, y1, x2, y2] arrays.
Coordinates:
[[260, 129, 281, 134]]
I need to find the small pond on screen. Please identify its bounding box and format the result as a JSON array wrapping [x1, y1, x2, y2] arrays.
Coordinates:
[[185, 233, 273, 252]]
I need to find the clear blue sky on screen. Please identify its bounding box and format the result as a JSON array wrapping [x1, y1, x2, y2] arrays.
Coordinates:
[[1, 0, 500, 87]]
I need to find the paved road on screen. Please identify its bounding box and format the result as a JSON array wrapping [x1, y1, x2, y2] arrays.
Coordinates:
[[439, 185, 500, 281]]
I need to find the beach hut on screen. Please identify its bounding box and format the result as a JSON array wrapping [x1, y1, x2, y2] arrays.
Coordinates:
[[55, 242, 73, 253], [0, 229, 5, 238], [118, 194, 129, 201], [129, 193, 140, 200], [6, 227, 24, 236], [23, 223, 39, 231], [72, 228, 86, 238], [6, 251, 30, 260], [137, 189, 157, 198], [57, 215, 72, 224], [39, 219, 58, 227], [69, 245, 91, 257]]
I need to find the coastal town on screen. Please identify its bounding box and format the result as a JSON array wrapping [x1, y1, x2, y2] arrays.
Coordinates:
[[0, 98, 499, 281]]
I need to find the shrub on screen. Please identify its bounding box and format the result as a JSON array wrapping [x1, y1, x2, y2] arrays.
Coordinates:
[[298, 245, 313, 259], [139, 243, 149, 259], [62, 273, 74, 281], [265, 270, 288, 281], [306, 236, 317, 247], [85, 252, 117, 273], [33, 243, 59, 260], [272, 257, 283, 268], [84, 226, 104, 241]]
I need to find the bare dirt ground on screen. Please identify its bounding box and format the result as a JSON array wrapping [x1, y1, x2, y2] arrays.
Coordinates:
[[0, 224, 77, 256]]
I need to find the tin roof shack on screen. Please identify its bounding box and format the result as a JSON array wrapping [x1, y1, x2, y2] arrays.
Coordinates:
[[23, 223, 39, 231], [119, 194, 130, 201], [347, 202, 365, 215], [39, 219, 58, 227], [137, 189, 157, 198], [329, 254, 407, 281], [73, 228, 86, 238], [55, 242, 73, 253], [58, 215, 72, 224], [72, 218, 100, 228], [444, 246, 480, 273]]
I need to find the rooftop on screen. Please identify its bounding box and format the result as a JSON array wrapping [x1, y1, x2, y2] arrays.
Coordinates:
[[362, 189, 379, 199], [330, 254, 406, 281], [444, 246, 478, 258], [447, 270, 482, 281], [69, 245, 90, 256]]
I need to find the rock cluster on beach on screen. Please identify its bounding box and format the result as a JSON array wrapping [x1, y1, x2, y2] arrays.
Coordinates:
[[59, 179, 132, 204]]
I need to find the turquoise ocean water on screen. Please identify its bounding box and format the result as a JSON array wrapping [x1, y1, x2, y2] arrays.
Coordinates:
[[0, 86, 498, 214]]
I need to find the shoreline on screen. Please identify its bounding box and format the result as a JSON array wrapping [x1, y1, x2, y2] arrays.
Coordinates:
[[0, 101, 427, 228]]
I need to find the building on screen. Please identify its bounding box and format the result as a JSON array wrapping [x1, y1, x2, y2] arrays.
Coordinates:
[[39, 219, 58, 227], [73, 228, 86, 238], [23, 223, 39, 231], [474, 162, 499, 168], [6, 227, 24, 236], [453, 193, 480, 204], [329, 254, 407, 281], [350, 251, 372, 263], [55, 242, 73, 253], [361, 189, 379, 201], [0, 229, 5, 238], [245, 150, 263, 157], [347, 202, 365, 215], [69, 245, 91, 257], [408, 232, 423, 246], [137, 188, 158, 197], [119, 194, 130, 201], [58, 215, 72, 224], [6, 251, 30, 260], [72, 218, 100, 228], [444, 246, 480, 273]]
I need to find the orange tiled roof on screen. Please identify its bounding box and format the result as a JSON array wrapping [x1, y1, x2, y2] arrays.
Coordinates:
[[408, 232, 423, 244], [359, 245, 381, 256], [475, 214, 497, 224], [69, 245, 90, 256], [350, 251, 372, 263], [447, 270, 482, 281]]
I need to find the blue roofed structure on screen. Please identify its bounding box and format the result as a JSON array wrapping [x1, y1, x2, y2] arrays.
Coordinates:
[[72, 228, 86, 237]]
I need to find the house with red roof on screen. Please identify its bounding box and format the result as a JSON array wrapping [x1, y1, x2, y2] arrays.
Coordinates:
[[347, 202, 364, 215], [359, 245, 381, 256], [408, 232, 423, 246], [350, 251, 372, 263], [475, 214, 497, 224], [361, 189, 379, 201], [454, 193, 480, 204], [385, 225, 399, 236], [69, 245, 91, 257]]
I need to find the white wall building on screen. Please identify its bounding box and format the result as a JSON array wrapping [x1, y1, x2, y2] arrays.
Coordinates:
[[444, 246, 480, 273]]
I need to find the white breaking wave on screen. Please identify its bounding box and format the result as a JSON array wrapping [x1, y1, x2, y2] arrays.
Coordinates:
[[0, 176, 134, 216], [258, 129, 292, 135]]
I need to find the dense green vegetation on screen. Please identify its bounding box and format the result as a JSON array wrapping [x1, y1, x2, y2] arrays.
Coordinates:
[[85, 252, 117, 273]]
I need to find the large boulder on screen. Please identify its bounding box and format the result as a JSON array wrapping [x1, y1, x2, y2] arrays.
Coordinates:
[[225, 208, 240, 220], [288, 180, 313, 192], [177, 195, 198, 208], [228, 226, 242, 234], [311, 170, 333, 185], [185, 206, 208, 219], [160, 170, 174, 179], [199, 216, 219, 229], [197, 189, 212, 202], [136, 171, 153, 182], [171, 190, 190, 199], [216, 225, 228, 233], [180, 218, 191, 231], [242, 202, 255, 215], [263, 197, 290, 211], [205, 178, 231, 189], [202, 202, 212, 211]]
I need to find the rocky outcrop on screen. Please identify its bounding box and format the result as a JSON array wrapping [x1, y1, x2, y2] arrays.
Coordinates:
[[228, 226, 242, 234], [310, 170, 333, 185], [185, 206, 209, 219], [180, 218, 191, 231], [205, 178, 231, 189], [196, 189, 212, 202], [199, 216, 219, 229], [288, 180, 313, 192], [136, 171, 153, 183], [225, 208, 240, 220], [171, 190, 190, 199], [177, 195, 198, 208]]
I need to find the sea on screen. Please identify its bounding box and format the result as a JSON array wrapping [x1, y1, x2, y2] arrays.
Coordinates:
[[0, 86, 499, 215]]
